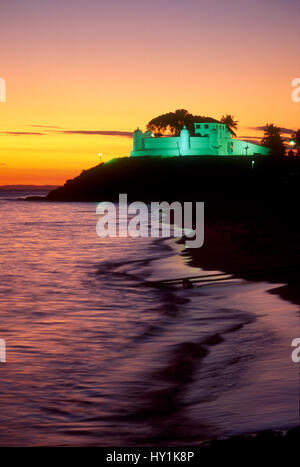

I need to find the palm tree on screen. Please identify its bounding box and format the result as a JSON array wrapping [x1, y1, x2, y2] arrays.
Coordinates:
[[261, 123, 285, 157], [220, 115, 239, 137]]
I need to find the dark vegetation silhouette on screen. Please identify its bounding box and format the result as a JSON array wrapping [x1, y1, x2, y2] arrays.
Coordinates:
[[295, 129, 300, 147], [293, 128, 300, 155], [261, 124, 286, 157]]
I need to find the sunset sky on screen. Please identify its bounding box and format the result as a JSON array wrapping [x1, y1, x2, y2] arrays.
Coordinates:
[[0, 0, 299, 184]]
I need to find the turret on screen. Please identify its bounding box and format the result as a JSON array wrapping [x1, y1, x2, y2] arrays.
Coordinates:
[[179, 125, 190, 155], [133, 128, 144, 151]]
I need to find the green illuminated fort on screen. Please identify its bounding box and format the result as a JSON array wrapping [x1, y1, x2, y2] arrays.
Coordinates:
[[131, 121, 270, 157]]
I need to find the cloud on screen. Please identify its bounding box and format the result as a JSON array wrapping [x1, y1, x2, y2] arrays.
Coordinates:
[[249, 126, 295, 135], [29, 124, 63, 129], [0, 131, 44, 136], [59, 130, 133, 137], [1, 128, 133, 138]]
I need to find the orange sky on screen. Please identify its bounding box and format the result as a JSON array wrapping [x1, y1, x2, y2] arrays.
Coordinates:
[[0, 0, 299, 185]]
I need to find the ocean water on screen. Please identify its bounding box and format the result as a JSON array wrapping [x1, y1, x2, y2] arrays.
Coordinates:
[[0, 190, 299, 446]]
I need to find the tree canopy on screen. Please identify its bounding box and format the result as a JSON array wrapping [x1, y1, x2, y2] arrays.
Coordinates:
[[147, 109, 226, 136]]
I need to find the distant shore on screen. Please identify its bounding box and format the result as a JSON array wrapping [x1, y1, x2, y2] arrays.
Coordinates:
[[1, 184, 59, 191]]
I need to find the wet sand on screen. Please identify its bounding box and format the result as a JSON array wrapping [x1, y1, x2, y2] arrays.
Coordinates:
[[183, 199, 300, 307], [177, 202, 300, 452]]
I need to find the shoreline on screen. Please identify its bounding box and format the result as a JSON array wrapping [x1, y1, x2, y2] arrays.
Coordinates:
[[181, 203, 300, 308], [163, 234, 300, 444]]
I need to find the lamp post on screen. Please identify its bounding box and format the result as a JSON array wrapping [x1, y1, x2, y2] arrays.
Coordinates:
[[288, 140, 296, 156]]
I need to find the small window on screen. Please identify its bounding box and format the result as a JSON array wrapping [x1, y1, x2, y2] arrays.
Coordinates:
[[205, 124, 209, 129]]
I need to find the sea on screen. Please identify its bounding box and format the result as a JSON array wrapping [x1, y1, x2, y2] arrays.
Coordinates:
[[0, 189, 299, 446]]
